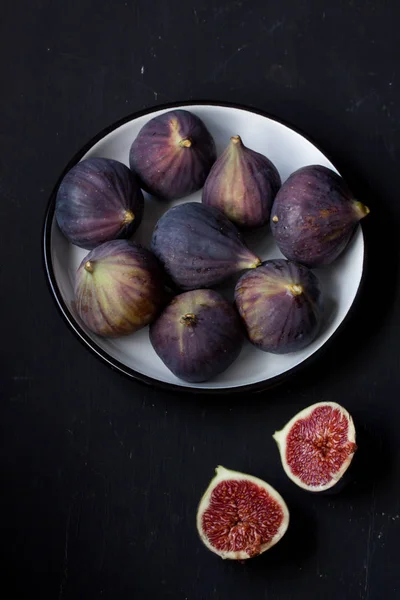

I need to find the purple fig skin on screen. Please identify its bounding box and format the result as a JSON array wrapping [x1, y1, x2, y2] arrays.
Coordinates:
[[129, 110, 216, 200], [55, 158, 144, 250], [202, 135, 281, 229], [150, 289, 244, 382], [75, 240, 165, 337], [235, 259, 322, 354], [270, 165, 370, 267], [151, 202, 261, 291]]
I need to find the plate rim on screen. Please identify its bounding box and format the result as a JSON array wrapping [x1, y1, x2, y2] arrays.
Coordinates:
[[42, 99, 366, 395]]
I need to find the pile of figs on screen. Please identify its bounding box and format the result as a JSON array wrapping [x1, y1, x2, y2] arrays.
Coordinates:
[[55, 109, 370, 383]]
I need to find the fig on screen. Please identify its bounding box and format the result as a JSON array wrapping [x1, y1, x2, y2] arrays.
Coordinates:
[[273, 402, 357, 492], [75, 239, 165, 337], [270, 165, 370, 267], [151, 202, 261, 290], [202, 135, 281, 229], [129, 109, 216, 200], [197, 466, 289, 560], [235, 259, 322, 353], [55, 157, 144, 250], [150, 289, 243, 382]]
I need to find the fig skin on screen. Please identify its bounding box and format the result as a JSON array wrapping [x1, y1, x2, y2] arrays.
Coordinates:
[[150, 290, 243, 382], [55, 157, 144, 250], [235, 259, 322, 353], [151, 202, 261, 291], [270, 165, 370, 267], [75, 240, 165, 337], [129, 109, 216, 200], [202, 135, 281, 229]]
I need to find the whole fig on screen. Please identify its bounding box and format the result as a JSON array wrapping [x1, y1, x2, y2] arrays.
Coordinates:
[[75, 240, 165, 337], [151, 202, 261, 290], [270, 165, 370, 267], [202, 135, 281, 229], [235, 259, 322, 353], [150, 289, 243, 382], [129, 109, 216, 200], [56, 157, 144, 250]]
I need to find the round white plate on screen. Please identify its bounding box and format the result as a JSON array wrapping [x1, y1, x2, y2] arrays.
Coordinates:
[[43, 102, 365, 393]]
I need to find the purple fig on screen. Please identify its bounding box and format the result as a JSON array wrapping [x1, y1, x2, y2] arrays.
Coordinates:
[[150, 289, 243, 382], [151, 202, 261, 290], [270, 165, 370, 267], [202, 135, 281, 229], [55, 158, 144, 250], [234, 259, 322, 353], [75, 240, 165, 337], [129, 110, 216, 200]]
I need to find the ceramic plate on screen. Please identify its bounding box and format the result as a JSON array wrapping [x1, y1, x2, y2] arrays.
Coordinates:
[[43, 102, 365, 393]]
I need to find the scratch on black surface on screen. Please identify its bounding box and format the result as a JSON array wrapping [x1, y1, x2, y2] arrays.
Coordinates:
[[211, 44, 248, 80], [364, 483, 376, 599], [193, 7, 199, 24], [59, 499, 74, 600]]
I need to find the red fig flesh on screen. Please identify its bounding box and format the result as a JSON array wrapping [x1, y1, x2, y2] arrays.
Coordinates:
[[197, 466, 289, 560], [273, 402, 357, 492]]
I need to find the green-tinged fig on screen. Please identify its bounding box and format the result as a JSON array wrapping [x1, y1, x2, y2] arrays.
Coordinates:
[[197, 466, 290, 560], [129, 109, 216, 200], [75, 240, 165, 337], [235, 259, 322, 353], [202, 135, 281, 228], [55, 157, 144, 250], [273, 402, 357, 492], [270, 165, 370, 267], [151, 202, 261, 290], [150, 289, 243, 382]]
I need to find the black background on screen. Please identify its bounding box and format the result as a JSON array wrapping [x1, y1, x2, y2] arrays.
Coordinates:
[[1, 1, 399, 598]]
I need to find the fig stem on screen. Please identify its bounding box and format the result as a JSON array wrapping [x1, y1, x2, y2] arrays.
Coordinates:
[[122, 210, 135, 224], [287, 284, 303, 296], [353, 201, 370, 219], [230, 135, 242, 145], [179, 138, 192, 148], [84, 260, 94, 273], [180, 313, 197, 326]]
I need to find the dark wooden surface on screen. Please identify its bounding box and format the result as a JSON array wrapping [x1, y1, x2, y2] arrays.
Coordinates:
[[1, 1, 400, 598]]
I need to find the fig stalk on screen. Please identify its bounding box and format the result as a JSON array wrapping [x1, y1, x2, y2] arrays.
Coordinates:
[[179, 138, 192, 148], [84, 260, 94, 273], [122, 210, 135, 224]]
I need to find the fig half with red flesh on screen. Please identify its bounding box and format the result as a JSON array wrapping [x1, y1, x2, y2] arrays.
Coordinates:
[[273, 402, 357, 492], [197, 466, 289, 560]]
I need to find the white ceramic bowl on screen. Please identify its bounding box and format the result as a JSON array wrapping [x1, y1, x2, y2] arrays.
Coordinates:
[[43, 102, 365, 393]]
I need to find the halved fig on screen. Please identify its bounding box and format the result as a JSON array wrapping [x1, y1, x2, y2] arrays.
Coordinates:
[[273, 402, 357, 492], [196, 466, 289, 560]]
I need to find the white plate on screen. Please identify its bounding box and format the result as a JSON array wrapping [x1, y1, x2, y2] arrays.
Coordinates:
[[43, 102, 365, 393]]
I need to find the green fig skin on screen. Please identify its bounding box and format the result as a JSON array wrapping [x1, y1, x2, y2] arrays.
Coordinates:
[[202, 135, 281, 229], [75, 240, 165, 337]]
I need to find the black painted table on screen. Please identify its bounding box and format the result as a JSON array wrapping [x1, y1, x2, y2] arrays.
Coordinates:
[[1, 1, 399, 598]]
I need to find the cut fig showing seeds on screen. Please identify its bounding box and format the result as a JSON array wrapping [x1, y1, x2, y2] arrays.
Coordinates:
[[196, 466, 289, 560], [273, 402, 357, 493]]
